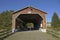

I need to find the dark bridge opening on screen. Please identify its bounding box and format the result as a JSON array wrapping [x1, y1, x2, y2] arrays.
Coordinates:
[[16, 14, 43, 31]]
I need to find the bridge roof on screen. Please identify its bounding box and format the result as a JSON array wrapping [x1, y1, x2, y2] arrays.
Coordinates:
[[13, 6, 47, 14]]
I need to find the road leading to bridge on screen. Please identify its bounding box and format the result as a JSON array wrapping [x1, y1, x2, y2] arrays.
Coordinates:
[[4, 30, 56, 40]]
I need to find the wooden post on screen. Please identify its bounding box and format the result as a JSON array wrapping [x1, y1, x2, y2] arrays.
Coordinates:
[[41, 15, 46, 32], [12, 15, 16, 33]]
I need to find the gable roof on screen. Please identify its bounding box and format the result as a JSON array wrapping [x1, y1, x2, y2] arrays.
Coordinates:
[[13, 6, 47, 14]]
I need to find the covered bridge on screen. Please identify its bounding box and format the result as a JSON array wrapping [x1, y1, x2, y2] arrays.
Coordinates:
[[12, 6, 47, 32]]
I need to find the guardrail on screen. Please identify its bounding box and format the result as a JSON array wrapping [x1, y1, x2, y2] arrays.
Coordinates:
[[0, 29, 13, 40], [47, 29, 60, 39]]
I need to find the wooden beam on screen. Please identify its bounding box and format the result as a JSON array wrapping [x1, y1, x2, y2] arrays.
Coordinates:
[[16, 18, 25, 23]]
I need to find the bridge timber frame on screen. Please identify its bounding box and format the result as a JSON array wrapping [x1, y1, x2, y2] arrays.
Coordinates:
[[12, 6, 47, 32]]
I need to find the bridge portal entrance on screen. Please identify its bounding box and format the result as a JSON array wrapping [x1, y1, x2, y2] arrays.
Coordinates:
[[16, 14, 43, 31]]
